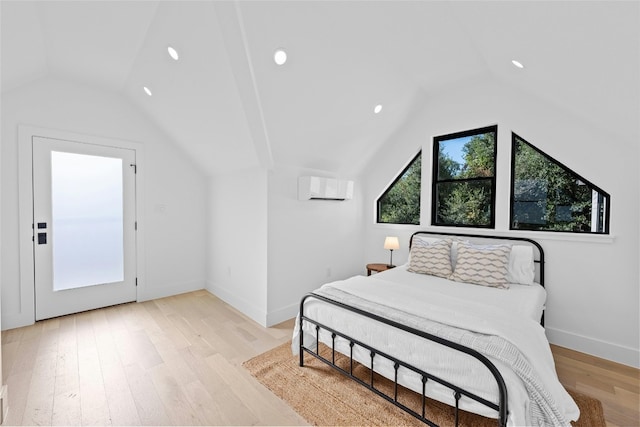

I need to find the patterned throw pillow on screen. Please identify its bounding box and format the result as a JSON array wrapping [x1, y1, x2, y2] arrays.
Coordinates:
[[450, 243, 511, 289], [407, 239, 453, 278]]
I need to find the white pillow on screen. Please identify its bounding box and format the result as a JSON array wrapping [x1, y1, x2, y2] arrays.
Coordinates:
[[411, 235, 443, 247], [407, 239, 453, 279], [507, 245, 535, 285], [410, 235, 468, 268], [450, 239, 470, 269], [450, 242, 511, 289], [410, 236, 535, 285], [409, 235, 443, 264]]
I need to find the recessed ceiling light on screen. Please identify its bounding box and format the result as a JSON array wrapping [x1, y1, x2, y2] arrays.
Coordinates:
[[511, 59, 524, 69], [374, 104, 383, 114], [167, 46, 179, 61], [274, 49, 287, 65], [143, 86, 152, 96]]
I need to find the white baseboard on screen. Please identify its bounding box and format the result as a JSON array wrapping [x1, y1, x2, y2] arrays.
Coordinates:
[[546, 326, 640, 368], [1, 312, 35, 331], [205, 281, 267, 327], [138, 279, 205, 302], [1, 280, 206, 331], [203, 282, 296, 328], [266, 302, 298, 327]]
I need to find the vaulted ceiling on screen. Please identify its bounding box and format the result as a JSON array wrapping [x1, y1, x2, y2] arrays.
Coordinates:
[[2, 1, 638, 176]]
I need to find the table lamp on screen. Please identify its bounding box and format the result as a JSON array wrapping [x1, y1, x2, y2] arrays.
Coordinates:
[[384, 236, 400, 267]]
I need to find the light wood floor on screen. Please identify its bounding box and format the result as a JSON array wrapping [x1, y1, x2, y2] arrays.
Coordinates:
[[1, 290, 306, 426], [1, 290, 638, 426], [552, 344, 639, 427]]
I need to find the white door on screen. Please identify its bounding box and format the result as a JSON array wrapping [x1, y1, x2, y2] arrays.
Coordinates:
[[32, 136, 137, 320]]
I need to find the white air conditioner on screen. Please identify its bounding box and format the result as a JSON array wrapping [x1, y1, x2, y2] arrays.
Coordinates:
[[298, 176, 354, 200]]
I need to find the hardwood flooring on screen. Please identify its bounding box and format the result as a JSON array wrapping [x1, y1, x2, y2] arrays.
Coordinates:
[[552, 344, 639, 427], [1, 290, 306, 426], [2, 290, 638, 426]]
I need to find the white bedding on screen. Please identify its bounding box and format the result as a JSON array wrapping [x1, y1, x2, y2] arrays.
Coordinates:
[[292, 272, 579, 427], [379, 264, 547, 322]]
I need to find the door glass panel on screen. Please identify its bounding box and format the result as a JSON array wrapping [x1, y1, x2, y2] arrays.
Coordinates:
[[51, 151, 124, 291]]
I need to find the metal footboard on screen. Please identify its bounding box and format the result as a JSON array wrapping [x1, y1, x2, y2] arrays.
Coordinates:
[[299, 292, 508, 427]]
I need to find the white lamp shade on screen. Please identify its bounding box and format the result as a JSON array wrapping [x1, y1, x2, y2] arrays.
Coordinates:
[[383, 236, 400, 250]]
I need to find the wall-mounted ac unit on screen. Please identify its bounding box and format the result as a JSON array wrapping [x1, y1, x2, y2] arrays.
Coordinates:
[[298, 176, 354, 200]]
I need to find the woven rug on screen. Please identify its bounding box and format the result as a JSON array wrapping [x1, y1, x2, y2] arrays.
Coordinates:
[[244, 341, 605, 427]]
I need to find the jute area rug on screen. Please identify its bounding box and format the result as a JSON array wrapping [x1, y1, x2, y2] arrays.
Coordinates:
[[244, 341, 605, 427]]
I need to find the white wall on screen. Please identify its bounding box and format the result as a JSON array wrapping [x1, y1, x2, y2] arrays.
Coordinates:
[[1, 77, 207, 329], [206, 167, 269, 325], [362, 76, 639, 367], [206, 165, 364, 327], [266, 166, 364, 326], [0, 75, 3, 395]]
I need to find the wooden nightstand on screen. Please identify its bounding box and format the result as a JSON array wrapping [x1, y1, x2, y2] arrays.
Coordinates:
[[366, 263, 395, 276]]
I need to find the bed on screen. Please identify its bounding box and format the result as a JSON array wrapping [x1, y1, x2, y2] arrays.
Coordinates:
[[292, 231, 579, 427]]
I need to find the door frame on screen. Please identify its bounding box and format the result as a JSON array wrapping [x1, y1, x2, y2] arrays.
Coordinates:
[[16, 125, 146, 328]]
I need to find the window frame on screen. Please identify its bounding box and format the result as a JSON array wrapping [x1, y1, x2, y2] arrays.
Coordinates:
[[431, 125, 498, 229], [376, 151, 422, 225], [509, 132, 611, 234]]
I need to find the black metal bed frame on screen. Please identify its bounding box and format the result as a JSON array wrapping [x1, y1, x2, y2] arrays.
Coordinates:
[[298, 231, 545, 427]]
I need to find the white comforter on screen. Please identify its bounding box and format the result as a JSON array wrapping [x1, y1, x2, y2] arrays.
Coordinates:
[[292, 274, 579, 427]]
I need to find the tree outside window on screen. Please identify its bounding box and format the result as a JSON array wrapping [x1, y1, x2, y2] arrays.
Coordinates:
[[432, 126, 497, 228], [510, 134, 609, 233], [377, 152, 421, 225]]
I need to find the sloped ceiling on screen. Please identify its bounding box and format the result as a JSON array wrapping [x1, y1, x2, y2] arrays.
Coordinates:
[[2, 1, 638, 177]]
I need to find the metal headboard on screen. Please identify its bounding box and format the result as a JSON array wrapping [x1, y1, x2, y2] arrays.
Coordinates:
[[409, 231, 545, 288], [410, 231, 546, 326]]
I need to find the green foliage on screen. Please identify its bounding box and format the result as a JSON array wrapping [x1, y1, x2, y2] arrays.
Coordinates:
[[437, 181, 492, 226], [461, 133, 495, 178], [436, 132, 495, 226], [378, 154, 421, 224], [377, 131, 606, 233], [512, 139, 601, 232]]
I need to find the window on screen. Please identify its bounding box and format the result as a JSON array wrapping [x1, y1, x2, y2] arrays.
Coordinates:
[[432, 125, 497, 228], [377, 151, 421, 224], [510, 134, 610, 233]]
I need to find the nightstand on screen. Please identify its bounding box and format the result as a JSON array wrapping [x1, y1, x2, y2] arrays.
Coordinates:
[[366, 263, 395, 276]]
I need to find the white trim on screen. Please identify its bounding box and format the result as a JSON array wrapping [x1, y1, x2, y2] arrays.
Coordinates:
[[2, 312, 35, 331], [205, 281, 267, 327], [17, 128, 36, 327], [14, 125, 146, 329], [266, 302, 298, 327], [370, 224, 615, 244], [502, 229, 614, 244], [546, 326, 639, 368], [138, 280, 204, 302]]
